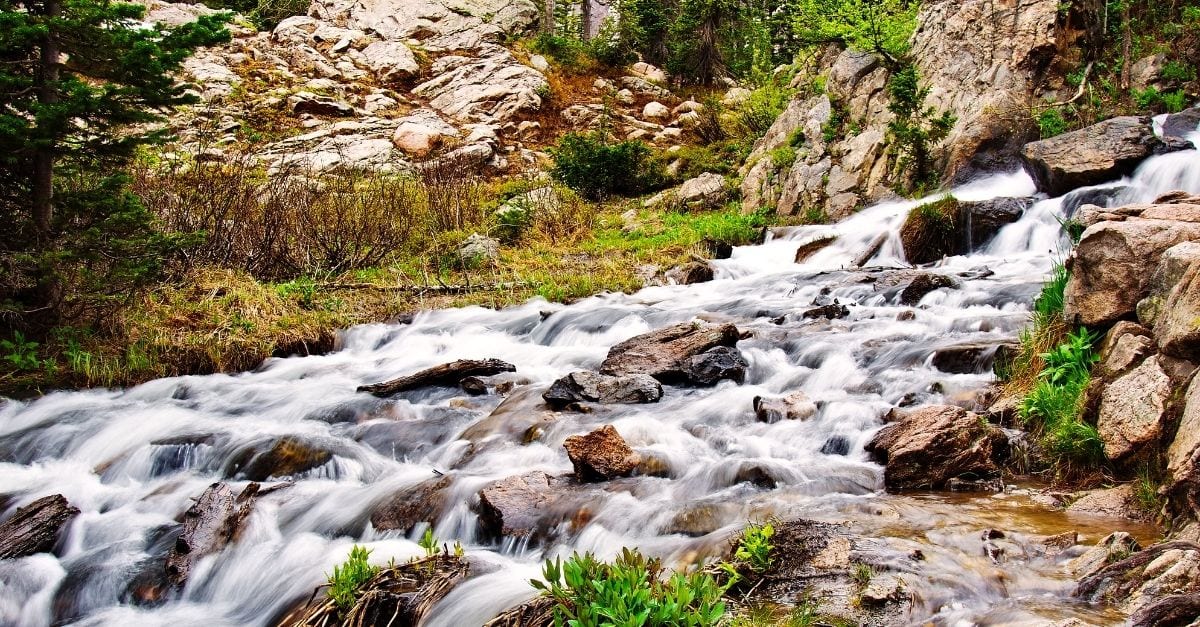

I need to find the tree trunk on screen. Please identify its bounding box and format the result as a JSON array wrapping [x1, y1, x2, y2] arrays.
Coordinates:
[[542, 0, 555, 33], [0, 494, 79, 559], [1119, 3, 1132, 90], [33, 0, 61, 236], [358, 358, 517, 396]]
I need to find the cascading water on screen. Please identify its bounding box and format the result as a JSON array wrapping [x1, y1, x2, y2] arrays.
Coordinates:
[[3, 137, 1200, 627]]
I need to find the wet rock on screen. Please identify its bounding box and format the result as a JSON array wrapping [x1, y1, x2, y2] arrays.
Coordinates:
[[563, 425, 639, 482], [700, 238, 734, 259], [475, 471, 557, 539], [370, 475, 453, 532], [1067, 484, 1140, 520], [666, 262, 714, 285], [1041, 531, 1079, 552], [1064, 214, 1200, 326], [900, 196, 961, 264], [753, 392, 818, 423], [959, 197, 1030, 248], [1162, 107, 1200, 150], [1098, 355, 1196, 463], [820, 436, 851, 456], [802, 303, 849, 320], [947, 477, 1004, 492], [733, 463, 779, 489], [931, 341, 1018, 375], [0, 494, 79, 559], [794, 234, 837, 263], [677, 173, 727, 209], [542, 371, 663, 407], [1063, 185, 1128, 218], [687, 346, 748, 386], [1020, 116, 1164, 196], [235, 437, 333, 481], [860, 573, 908, 605], [1131, 593, 1200, 627], [899, 273, 957, 305], [600, 321, 741, 384], [1076, 540, 1200, 618], [458, 386, 556, 447], [460, 377, 488, 396], [1069, 531, 1142, 579], [665, 502, 734, 536], [865, 405, 1007, 491]]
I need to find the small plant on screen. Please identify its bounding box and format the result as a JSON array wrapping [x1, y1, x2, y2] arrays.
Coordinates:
[[1, 332, 42, 371], [733, 521, 776, 573], [418, 527, 439, 557], [1038, 327, 1101, 386], [1033, 261, 1069, 318], [770, 145, 798, 169], [550, 132, 664, 200], [899, 195, 960, 264], [326, 545, 380, 613], [1037, 108, 1069, 139], [532, 549, 729, 626], [851, 563, 874, 588], [1134, 467, 1166, 516]]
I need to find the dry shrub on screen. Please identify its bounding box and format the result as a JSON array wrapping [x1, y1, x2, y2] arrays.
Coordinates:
[[418, 154, 488, 233]]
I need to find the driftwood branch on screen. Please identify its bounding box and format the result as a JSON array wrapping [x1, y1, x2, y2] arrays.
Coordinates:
[[316, 281, 530, 294], [358, 359, 517, 396], [0, 494, 79, 559], [1044, 62, 1095, 108]]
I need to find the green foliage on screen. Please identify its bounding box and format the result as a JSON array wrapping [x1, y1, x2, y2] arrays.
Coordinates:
[[886, 66, 956, 189], [1133, 86, 1190, 114], [1033, 262, 1069, 319], [1038, 327, 1101, 386], [769, 145, 798, 169], [531, 549, 729, 627], [1020, 325, 1105, 469], [792, 0, 918, 63], [550, 132, 664, 200], [727, 73, 797, 141], [418, 527, 439, 557], [1161, 60, 1197, 83], [733, 521, 775, 573], [1037, 108, 1069, 139], [850, 563, 874, 588], [326, 545, 380, 613], [1, 331, 42, 371], [249, 0, 309, 29], [822, 100, 848, 144], [1134, 466, 1166, 516]]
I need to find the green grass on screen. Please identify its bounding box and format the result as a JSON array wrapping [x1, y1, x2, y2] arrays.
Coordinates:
[[327, 545, 380, 613]]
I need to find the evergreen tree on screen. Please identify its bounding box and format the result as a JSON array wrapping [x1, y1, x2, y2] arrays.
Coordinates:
[[0, 0, 228, 321]]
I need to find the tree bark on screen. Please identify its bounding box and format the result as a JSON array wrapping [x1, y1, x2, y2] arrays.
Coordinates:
[[542, 0, 555, 33], [1119, 3, 1132, 90], [33, 0, 61, 236], [0, 494, 79, 559], [358, 358, 517, 396]]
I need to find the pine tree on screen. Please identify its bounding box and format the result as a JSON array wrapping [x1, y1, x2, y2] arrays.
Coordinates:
[[0, 0, 228, 320]]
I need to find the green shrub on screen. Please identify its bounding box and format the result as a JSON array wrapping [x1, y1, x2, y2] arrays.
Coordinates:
[[886, 66, 956, 189], [550, 132, 664, 200], [1161, 60, 1197, 83], [1033, 261, 1069, 319], [792, 0, 918, 63], [251, 0, 310, 29], [1162, 89, 1189, 113], [1020, 326, 1105, 469], [327, 545, 380, 613], [530, 32, 592, 72], [899, 195, 960, 263], [531, 549, 729, 626], [1037, 108, 1069, 139], [770, 145, 798, 169], [727, 75, 796, 142], [733, 521, 775, 573]]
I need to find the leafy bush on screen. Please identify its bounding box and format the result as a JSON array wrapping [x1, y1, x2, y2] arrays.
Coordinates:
[[532, 549, 729, 626], [1161, 60, 1197, 83], [1020, 327, 1105, 469], [886, 66, 956, 189], [550, 132, 664, 200], [1033, 261, 1069, 319], [727, 75, 797, 142], [792, 0, 918, 63], [1037, 108, 1069, 139], [770, 145, 798, 169], [327, 545, 380, 613]]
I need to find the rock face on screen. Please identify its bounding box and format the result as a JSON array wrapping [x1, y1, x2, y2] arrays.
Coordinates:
[[600, 322, 743, 385], [743, 0, 1082, 219], [1076, 540, 1200, 620], [1020, 117, 1163, 196], [563, 425, 640, 482], [1149, 242, 1200, 361], [1066, 484, 1139, 520], [1064, 214, 1200, 326], [1168, 376, 1200, 516], [542, 371, 663, 407], [866, 405, 1007, 491]]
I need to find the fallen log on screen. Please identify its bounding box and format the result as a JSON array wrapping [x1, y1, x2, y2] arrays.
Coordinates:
[[0, 494, 79, 559], [165, 481, 282, 587], [483, 596, 556, 627], [851, 233, 889, 269], [1131, 594, 1200, 627], [358, 359, 517, 397]]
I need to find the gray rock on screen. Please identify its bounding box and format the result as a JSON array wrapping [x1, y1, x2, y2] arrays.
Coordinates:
[[600, 321, 741, 384], [753, 392, 817, 423], [542, 371, 663, 407], [360, 41, 420, 82], [287, 91, 355, 117], [677, 172, 727, 209], [1149, 242, 1200, 360], [459, 233, 500, 264], [1098, 355, 1195, 462], [1020, 116, 1164, 196], [685, 346, 748, 386]]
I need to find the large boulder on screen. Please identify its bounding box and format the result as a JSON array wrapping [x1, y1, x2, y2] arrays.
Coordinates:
[[1149, 242, 1200, 361], [677, 173, 728, 209], [1020, 116, 1163, 196], [542, 371, 663, 407], [959, 197, 1030, 249], [563, 425, 640, 482], [1076, 540, 1200, 619], [865, 405, 1007, 491], [1098, 355, 1196, 463], [360, 41, 419, 82], [1162, 107, 1200, 150], [599, 321, 742, 385], [413, 45, 547, 123], [370, 475, 453, 532], [1168, 377, 1200, 516], [1065, 218, 1200, 326], [474, 471, 558, 539]]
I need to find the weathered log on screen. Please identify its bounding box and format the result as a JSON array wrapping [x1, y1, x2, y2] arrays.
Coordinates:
[[851, 233, 888, 268], [0, 494, 79, 559], [165, 481, 279, 587], [358, 359, 517, 396], [1131, 594, 1200, 627], [483, 596, 556, 627], [1076, 541, 1200, 600]]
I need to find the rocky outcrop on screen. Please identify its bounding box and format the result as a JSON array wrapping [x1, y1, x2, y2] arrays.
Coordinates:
[[1076, 541, 1200, 619], [563, 425, 639, 482], [1020, 116, 1164, 196], [1064, 205, 1200, 326], [1098, 355, 1195, 463], [0, 494, 79, 560], [676, 173, 727, 209], [599, 321, 743, 385], [1147, 242, 1200, 361], [866, 405, 1007, 491], [542, 371, 663, 407]]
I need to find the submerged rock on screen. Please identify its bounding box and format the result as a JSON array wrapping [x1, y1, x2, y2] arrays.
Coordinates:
[[666, 262, 714, 285], [866, 405, 1007, 491], [563, 425, 639, 482], [899, 273, 957, 305], [370, 475, 453, 533], [232, 437, 333, 481], [753, 392, 818, 423]]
